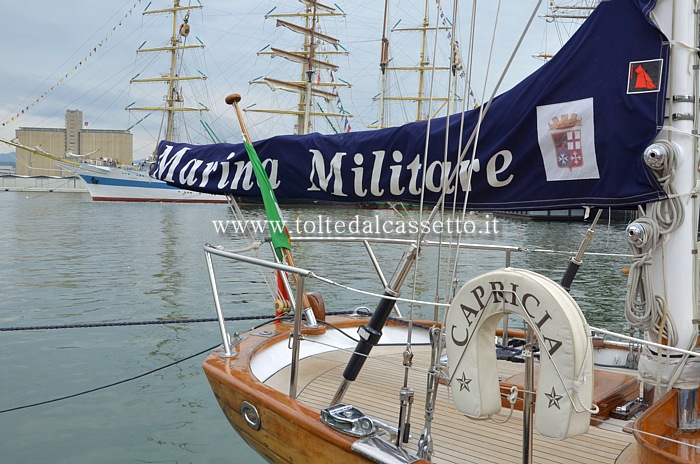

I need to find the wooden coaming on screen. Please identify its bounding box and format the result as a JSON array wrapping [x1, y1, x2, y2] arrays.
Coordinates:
[[203, 316, 380, 464], [634, 388, 700, 464], [499, 366, 639, 422]]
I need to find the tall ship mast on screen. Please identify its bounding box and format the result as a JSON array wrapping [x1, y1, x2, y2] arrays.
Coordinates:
[[127, 0, 210, 154], [536, 1, 601, 61], [32, 0, 227, 203], [246, 0, 352, 135], [373, 0, 468, 129]]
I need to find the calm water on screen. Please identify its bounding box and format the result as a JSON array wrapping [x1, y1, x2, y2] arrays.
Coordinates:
[[0, 192, 632, 463]]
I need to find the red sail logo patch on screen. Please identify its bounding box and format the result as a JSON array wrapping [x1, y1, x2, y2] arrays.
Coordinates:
[[627, 59, 662, 94]]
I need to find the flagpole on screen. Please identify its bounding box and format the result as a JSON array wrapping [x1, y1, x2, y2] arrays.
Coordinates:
[[225, 93, 312, 313]]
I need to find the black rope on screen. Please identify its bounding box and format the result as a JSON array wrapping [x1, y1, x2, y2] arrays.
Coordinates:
[[0, 310, 358, 332], [0, 315, 272, 332], [0, 310, 430, 414], [0, 344, 219, 414]]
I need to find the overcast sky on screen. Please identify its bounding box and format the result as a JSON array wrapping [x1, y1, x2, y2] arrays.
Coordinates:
[[0, 0, 577, 160]]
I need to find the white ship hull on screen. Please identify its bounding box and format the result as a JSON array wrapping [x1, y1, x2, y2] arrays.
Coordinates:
[[57, 161, 227, 203]]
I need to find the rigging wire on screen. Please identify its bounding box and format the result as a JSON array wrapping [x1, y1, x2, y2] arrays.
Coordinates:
[[443, 0, 545, 301]]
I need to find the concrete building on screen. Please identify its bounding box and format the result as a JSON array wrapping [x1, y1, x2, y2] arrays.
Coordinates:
[[15, 110, 133, 176]]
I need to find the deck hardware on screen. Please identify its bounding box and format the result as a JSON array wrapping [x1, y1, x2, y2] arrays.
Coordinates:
[[672, 112, 694, 121], [416, 326, 442, 460], [205, 249, 234, 357], [371, 418, 399, 442], [673, 95, 695, 103], [321, 404, 375, 437], [303, 306, 319, 328], [416, 431, 433, 460], [610, 398, 644, 421], [252, 330, 275, 338], [626, 222, 650, 247], [396, 349, 415, 447], [241, 401, 261, 430], [218, 333, 245, 358], [351, 306, 372, 317], [352, 436, 421, 464], [397, 387, 414, 445], [643, 143, 668, 170]]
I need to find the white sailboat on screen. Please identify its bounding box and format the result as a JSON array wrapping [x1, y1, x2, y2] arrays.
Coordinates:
[[155, 0, 700, 462]]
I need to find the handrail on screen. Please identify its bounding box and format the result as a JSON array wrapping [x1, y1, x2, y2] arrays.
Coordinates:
[[204, 243, 313, 277], [289, 235, 525, 254], [203, 236, 526, 395], [591, 326, 700, 359]]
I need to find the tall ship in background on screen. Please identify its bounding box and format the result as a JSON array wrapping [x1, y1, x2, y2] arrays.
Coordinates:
[[535, 1, 600, 61], [372, 0, 472, 130], [62, 0, 227, 203], [0, 1, 228, 203], [243, 0, 353, 136], [72, 0, 355, 203]]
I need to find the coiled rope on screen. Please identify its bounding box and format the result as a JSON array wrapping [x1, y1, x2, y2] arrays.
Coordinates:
[[624, 140, 683, 345]]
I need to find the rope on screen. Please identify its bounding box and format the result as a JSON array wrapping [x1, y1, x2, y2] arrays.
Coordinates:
[[0, 310, 357, 332], [0, 310, 360, 413], [0, 344, 218, 414], [624, 140, 682, 345], [0, 315, 271, 332]]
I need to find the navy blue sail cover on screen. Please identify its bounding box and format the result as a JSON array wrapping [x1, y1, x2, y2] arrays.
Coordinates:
[[150, 0, 666, 210]]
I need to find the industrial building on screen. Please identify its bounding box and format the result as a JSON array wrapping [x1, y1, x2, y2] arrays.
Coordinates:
[[15, 109, 132, 176]]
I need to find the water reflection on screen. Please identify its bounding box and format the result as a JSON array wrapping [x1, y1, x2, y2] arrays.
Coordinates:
[[0, 193, 636, 464]]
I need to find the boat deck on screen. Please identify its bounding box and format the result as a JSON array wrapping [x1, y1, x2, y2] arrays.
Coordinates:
[[266, 344, 638, 464]]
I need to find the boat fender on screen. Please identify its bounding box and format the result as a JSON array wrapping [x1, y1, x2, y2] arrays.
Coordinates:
[[444, 268, 594, 439]]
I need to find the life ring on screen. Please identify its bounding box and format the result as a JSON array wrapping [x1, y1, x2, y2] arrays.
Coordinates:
[[444, 268, 594, 439]]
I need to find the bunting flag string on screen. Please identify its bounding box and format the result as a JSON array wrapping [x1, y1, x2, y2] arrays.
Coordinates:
[[329, 70, 351, 132], [1, 1, 143, 128], [309, 21, 352, 134]]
